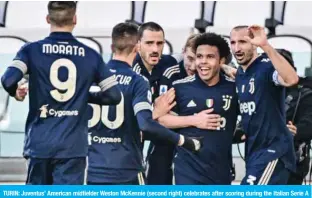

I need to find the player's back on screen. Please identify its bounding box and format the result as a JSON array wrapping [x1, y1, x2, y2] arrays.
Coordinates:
[[172, 74, 238, 184], [88, 60, 148, 183], [22, 32, 104, 158]]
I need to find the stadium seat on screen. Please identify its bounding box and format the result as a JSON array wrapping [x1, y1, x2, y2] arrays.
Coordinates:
[[144, 1, 200, 28], [76, 1, 131, 29], [284, 1, 312, 27], [213, 1, 271, 27], [5, 1, 48, 28], [0, 37, 28, 157]]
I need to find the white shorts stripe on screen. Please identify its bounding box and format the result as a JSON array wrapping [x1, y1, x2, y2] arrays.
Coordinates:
[[258, 159, 278, 185]]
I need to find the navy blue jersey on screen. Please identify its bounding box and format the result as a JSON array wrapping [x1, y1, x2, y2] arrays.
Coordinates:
[[158, 60, 187, 95], [10, 32, 116, 158], [132, 54, 180, 101], [172, 74, 238, 184], [235, 54, 296, 172], [87, 60, 153, 183]]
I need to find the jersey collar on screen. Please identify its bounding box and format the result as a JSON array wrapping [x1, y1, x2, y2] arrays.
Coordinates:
[[237, 53, 267, 75], [108, 59, 131, 68], [48, 32, 76, 40]]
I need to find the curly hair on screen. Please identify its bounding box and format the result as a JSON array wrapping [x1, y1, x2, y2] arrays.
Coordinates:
[[193, 32, 231, 62]]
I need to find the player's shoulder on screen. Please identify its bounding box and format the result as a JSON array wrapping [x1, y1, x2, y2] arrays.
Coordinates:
[[17, 41, 37, 52], [157, 54, 182, 71], [256, 53, 274, 71], [160, 54, 183, 65], [132, 62, 142, 74], [162, 64, 181, 79], [172, 75, 196, 86]]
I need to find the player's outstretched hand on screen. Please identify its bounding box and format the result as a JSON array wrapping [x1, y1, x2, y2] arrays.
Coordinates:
[[153, 88, 177, 120], [192, 108, 221, 130], [15, 83, 28, 102], [287, 121, 297, 136], [244, 25, 269, 48], [179, 135, 202, 152]]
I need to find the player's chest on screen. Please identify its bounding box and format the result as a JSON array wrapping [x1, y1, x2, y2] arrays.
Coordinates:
[[178, 87, 235, 115], [236, 73, 267, 101]]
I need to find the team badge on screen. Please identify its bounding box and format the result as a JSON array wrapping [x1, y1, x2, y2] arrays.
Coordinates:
[[249, 78, 255, 94], [206, 99, 214, 108], [222, 95, 232, 111]]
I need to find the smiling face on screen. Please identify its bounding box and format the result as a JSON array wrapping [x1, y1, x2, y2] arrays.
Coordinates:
[[230, 28, 257, 66], [195, 45, 221, 84]]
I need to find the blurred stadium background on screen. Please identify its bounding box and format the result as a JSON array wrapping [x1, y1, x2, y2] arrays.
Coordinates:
[[0, 1, 312, 184]]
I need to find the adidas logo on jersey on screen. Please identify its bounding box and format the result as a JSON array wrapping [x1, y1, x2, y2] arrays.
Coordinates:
[[39, 104, 79, 118], [187, 100, 197, 107]]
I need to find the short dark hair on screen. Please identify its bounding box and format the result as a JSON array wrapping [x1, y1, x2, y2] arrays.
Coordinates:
[[48, 1, 77, 27], [112, 22, 139, 54], [193, 32, 231, 61], [138, 22, 165, 39]]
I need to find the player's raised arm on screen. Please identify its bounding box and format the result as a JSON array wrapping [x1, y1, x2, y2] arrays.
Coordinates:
[[1, 44, 29, 100], [91, 57, 122, 105], [133, 77, 201, 152], [245, 25, 298, 87]]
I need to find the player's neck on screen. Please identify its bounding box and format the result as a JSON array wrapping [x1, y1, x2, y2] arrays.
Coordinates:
[[50, 26, 74, 33], [241, 53, 258, 71], [204, 73, 220, 87], [142, 59, 154, 73], [113, 54, 134, 67]]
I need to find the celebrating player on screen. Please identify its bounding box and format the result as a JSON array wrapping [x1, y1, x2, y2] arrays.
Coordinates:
[[230, 25, 298, 185], [1, 1, 121, 185], [158, 33, 239, 184], [147, 34, 199, 185], [86, 22, 201, 185]]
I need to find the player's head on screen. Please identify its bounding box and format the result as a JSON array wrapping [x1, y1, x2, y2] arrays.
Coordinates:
[[47, 1, 77, 30], [193, 32, 231, 84], [138, 22, 165, 67], [182, 34, 199, 76], [111, 22, 139, 59], [230, 25, 258, 66]]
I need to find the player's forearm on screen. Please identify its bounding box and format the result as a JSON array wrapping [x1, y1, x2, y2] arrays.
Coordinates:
[[88, 86, 122, 105], [137, 110, 180, 144], [158, 113, 195, 129], [261, 44, 298, 86], [1, 67, 23, 97]]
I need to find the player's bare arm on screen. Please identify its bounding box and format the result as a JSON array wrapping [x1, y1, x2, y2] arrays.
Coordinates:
[[158, 108, 221, 130], [245, 25, 299, 87]]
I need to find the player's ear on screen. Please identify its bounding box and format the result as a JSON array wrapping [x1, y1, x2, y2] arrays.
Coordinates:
[[73, 15, 77, 25], [220, 57, 226, 65], [133, 43, 139, 53], [46, 15, 51, 24], [137, 41, 141, 52]]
